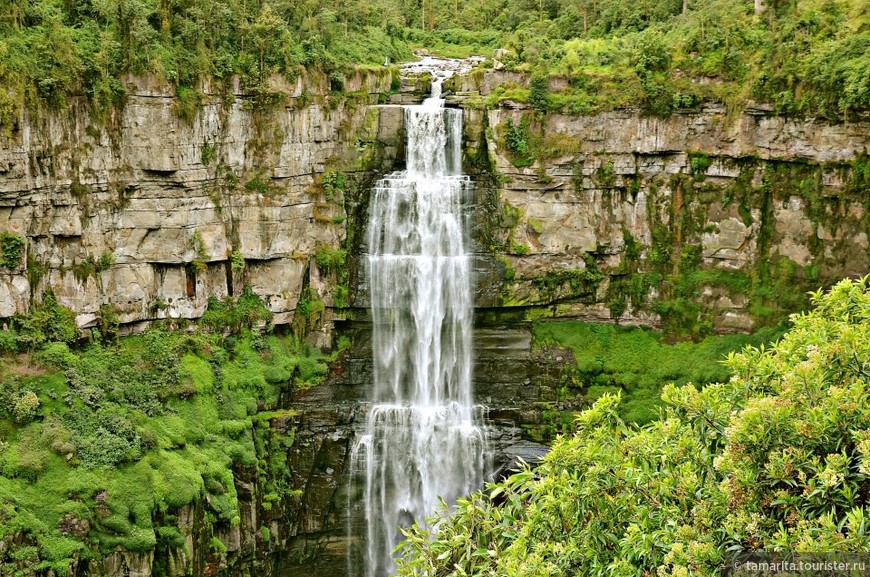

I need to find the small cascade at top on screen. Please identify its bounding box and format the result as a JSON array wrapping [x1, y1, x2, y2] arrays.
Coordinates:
[[350, 70, 488, 576]]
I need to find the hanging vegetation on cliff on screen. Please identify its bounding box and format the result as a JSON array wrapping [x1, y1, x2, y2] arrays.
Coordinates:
[[0, 292, 334, 573]]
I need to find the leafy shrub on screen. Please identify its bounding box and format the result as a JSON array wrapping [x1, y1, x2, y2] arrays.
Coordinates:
[[230, 249, 245, 274], [332, 284, 350, 309], [321, 171, 347, 200], [13, 291, 78, 349], [528, 73, 550, 112], [313, 246, 347, 276], [69, 408, 143, 468], [396, 276, 870, 576], [13, 392, 40, 424], [0, 231, 25, 270], [297, 353, 329, 384], [200, 285, 272, 334], [36, 342, 77, 369], [504, 116, 533, 167], [0, 329, 18, 353], [244, 177, 269, 194]]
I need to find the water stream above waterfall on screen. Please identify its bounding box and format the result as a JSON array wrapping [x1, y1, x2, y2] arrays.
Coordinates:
[[349, 76, 489, 576]]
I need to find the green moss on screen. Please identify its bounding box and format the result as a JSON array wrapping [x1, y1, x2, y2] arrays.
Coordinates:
[[72, 252, 114, 282], [332, 284, 350, 309], [510, 241, 529, 256], [313, 246, 347, 276], [321, 171, 347, 201], [599, 156, 827, 339], [0, 322, 332, 570], [592, 158, 616, 188], [200, 143, 217, 166], [10, 291, 77, 349], [502, 116, 533, 168], [529, 258, 604, 302], [174, 86, 202, 123], [687, 151, 712, 181], [533, 320, 785, 424], [200, 285, 272, 334], [497, 256, 516, 282], [209, 537, 228, 554], [244, 177, 269, 194]]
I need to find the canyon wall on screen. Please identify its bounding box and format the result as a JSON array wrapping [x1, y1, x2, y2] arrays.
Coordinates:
[[453, 71, 870, 336], [3, 68, 868, 339], [0, 70, 400, 341], [1, 67, 869, 576]]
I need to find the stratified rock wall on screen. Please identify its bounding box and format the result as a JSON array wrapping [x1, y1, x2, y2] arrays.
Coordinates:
[[456, 71, 870, 333], [4, 68, 866, 336], [0, 70, 401, 334], [1, 65, 869, 577]]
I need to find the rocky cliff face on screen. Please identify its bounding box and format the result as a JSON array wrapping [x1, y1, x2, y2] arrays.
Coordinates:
[[0, 70, 399, 341], [5, 68, 865, 338], [452, 71, 870, 336], [2, 66, 869, 577]]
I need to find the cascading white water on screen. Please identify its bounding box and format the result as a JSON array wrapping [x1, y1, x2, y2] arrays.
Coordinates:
[[352, 79, 487, 577]]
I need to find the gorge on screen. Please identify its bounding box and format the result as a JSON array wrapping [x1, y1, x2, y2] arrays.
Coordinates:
[[1, 58, 869, 576]]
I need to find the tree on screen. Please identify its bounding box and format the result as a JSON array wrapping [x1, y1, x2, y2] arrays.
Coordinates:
[[249, 3, 285, 77]]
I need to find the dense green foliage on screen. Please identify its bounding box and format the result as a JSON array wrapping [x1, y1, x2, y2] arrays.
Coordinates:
[[2, 0, 868, 120], [534, 321, 785, 424], [397, 276, 870, 575], [446, 0, 870, 118], [3, 291, 79, 351], [0, 232, 25, 270], [0, 295, 332, 572], [0, 0, 413, 122]]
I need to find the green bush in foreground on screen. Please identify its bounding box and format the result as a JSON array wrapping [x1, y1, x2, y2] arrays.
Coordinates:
[[396, 276, 870, 576]]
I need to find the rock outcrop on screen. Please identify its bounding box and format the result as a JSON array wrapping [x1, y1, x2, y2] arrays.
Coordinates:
[[4, 68, 866, 337], [2, 64, 869, 577]]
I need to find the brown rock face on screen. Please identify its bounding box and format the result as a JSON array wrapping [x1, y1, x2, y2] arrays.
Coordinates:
[[4, 67, 866, 337]]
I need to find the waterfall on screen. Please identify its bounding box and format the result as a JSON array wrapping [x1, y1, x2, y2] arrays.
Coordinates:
[[352, 80, 488, 576]]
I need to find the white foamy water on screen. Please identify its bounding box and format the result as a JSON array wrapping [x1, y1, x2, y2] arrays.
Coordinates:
[[351, 79, 488, 577]]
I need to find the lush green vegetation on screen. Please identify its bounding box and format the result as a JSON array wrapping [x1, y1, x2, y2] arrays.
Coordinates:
[[0, 0, 413, 122], [447, 0, 870, 118], [397, 276, 870, 575], [0, 231, 25, 270], [534, 321, 786, 424], [0, 290, 332, 572], [2, 0, 868, 122]]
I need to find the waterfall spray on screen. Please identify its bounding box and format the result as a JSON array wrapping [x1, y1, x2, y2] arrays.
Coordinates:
[[351, 76, 488, 576]]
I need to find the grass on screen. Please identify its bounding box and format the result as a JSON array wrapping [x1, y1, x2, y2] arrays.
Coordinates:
[[534, 321, 786, 424]]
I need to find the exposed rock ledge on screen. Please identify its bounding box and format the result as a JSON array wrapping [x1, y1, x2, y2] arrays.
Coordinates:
[[450, 70, 870, 332]]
